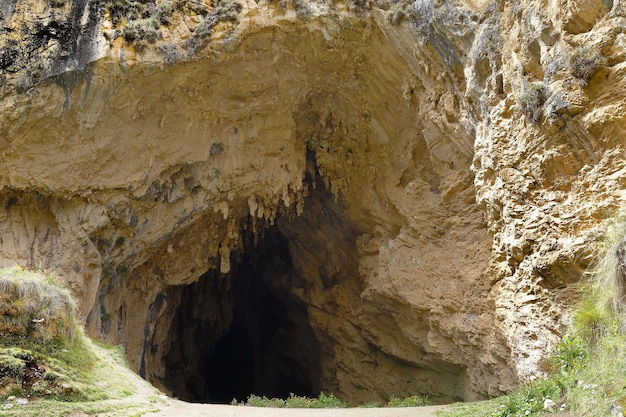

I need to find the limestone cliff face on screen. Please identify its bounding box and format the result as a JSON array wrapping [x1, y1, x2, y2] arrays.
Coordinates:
[[1, 0, 625, 405]]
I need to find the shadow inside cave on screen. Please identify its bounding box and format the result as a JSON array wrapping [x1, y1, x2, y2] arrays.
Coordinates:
[[162, 224, 323, 404]]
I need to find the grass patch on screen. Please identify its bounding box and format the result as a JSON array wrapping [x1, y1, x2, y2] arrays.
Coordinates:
[[387, 395, 432, 407], [569, 45, 605, 85], [518, 82, 545, 124], [286, 392, 347, 408], [242, 393, 432, 408], [241, 392, 348, 408], [104, 0, 243, 54], [244, 394, 287, 407], [0, 266, 76, 342], [442, 331, 626, 417], [442, 219, 626, 417], [0, 267, 159, 417], [1, 399, 148, 417]]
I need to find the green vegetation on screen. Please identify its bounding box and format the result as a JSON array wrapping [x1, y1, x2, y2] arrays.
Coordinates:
[[104, 0, 243, 54], [240, 392, 348, 408], [0, 266, 76, 342], [122, 18, 161, 51], [285, 392, 348, 408], [241, 393, 432, 408], [442, 218, 626, 417], [569, 45, 605, 85], [387, 394, 431, 407], [244, 394, 288, 407], [0, 267, 158, 416]]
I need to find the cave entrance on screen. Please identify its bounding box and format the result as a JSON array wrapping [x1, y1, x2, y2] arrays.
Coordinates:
[[162, 224, 322, 404]]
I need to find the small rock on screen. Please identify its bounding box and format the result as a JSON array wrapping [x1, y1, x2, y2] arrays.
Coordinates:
[[3, 403, 14, 410], [15, 398, 28, 406], [7, 396, 16, 402], [611, 404, 624, 417], [582, 383, 598, 390], [61, 383, 71, 389], [544, 398, 557, 412]]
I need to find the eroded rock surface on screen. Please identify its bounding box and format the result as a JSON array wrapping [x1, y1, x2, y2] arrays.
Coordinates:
[[1, 0, 625, 405]]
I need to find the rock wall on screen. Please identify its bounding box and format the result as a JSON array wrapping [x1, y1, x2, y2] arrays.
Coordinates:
[[1, 0, 625, 405]]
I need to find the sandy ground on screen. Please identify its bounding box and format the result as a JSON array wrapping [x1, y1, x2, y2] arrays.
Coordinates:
[[106, 346, 449, 417], [144, 401, 449, 417]]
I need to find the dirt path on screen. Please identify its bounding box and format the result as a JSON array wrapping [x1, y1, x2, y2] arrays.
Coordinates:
[[101, 345, 449, 417], [93, 346, 167, 413], [144, 400, 449, 417]]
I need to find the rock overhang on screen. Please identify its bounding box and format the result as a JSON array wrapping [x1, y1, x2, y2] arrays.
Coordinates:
[[1, 0, 625, 406]]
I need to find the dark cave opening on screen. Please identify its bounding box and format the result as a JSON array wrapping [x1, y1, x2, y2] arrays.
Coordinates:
[[162, 224, 322, 404]]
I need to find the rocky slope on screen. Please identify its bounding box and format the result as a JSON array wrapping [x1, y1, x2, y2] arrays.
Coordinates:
[[1, 0, 625, 406]]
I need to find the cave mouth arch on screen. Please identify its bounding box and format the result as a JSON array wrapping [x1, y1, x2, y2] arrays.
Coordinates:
[[162, 223, 323, 404]]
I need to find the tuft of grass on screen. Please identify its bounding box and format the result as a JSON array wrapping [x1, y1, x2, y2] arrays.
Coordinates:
[[0, 266, 77, 342], [240, 392, 347, 408], [569, 45, 605, 85], [0, 350, 26, 380], [0, 267, 159, 417], [387, 395, 432, 407], [494, 378, 565, 417], [184, 0, 242, 56], [105, 0, 242, 53], [105, 0, 144, 25], [243, 393, 434, 409], [518, 82, 545, 124], [443, 218, 626, 417], [291, 392, 347, 408], [572, 295, 612, 346], [123, 18, 161, 51], [157, 44, 183, 65], [245, 394, 287, 407], [587, 222, 626, 315]]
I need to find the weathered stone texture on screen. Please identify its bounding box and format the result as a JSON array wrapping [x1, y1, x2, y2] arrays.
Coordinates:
[[1, 0, 625, 405]]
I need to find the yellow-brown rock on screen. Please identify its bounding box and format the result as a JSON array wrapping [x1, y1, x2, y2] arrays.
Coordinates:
[[0, 0, 625, 406]]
